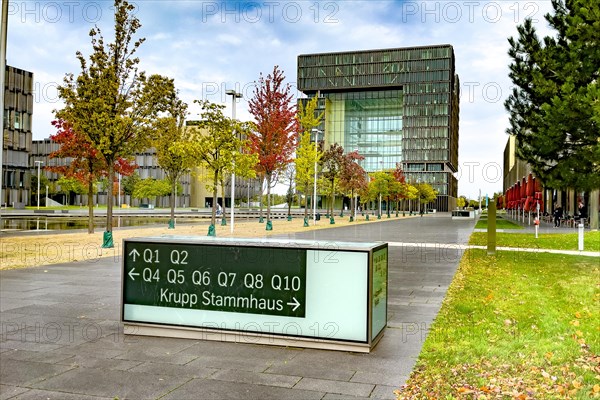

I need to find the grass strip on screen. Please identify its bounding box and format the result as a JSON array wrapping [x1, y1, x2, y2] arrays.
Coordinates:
[[396, 249, 599, 399], [475, 218, 524, 230], [469, 231, 600, 253]]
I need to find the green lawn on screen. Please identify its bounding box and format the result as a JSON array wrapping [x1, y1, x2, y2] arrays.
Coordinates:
[[475, 217, 523, 230], [396, 249, 599, 399], [469, 231, 600, 252]]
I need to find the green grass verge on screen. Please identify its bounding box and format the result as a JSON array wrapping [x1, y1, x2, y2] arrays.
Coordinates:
[[475, 217, 524, 230], [469, 231, 600, 253], [396, 249, 600, 399]]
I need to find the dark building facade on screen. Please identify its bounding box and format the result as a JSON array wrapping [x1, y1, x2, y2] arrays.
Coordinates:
[[2, 65, 33, 207], [297, 45, 459, 211], [31, 139, 193, 208]]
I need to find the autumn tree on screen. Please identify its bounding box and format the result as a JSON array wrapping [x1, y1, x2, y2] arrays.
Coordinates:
[[152, 88, 194, 228], [415, 182, 438, 215], [321, 143, 345, 220], [132, 178, 170, 205], [48, 119, 135, 233], [248, 66, 298, 230], [295, 96, 324, 224], [56, 0, 174, 247], [369, 171, 393, 218], [339, 150, 367, 221], [391, 163, 415, 216], [122, 173, 140, 199], [182, 100, 254, 236], [56, 176, 86, 205]]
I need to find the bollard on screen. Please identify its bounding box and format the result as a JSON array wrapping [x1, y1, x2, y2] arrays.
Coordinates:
[[487, 201, 496, 255], [534, 217, 539, 239], [578, 223, 584, 251]]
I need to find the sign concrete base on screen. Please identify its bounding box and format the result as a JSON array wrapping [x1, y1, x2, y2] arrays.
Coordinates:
[[124, 322, 384, 353]]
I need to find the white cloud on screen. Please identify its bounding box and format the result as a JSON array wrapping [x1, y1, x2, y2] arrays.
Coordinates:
[[5, 0, 558, 199]]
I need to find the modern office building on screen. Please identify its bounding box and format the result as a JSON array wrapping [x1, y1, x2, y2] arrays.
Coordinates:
[[297, 45, 459, 211], [2, 65, 33, 207]]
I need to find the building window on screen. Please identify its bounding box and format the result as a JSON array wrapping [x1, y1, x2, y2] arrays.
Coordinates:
[[14, 111, 21, 129]]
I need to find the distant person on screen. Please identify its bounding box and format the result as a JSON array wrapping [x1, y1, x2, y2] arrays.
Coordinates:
[[216, 203, 222, 216], [553, 206, 562, 228]]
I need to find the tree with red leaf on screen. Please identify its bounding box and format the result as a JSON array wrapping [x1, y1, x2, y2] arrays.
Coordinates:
[[48, 119, 136, 233], [339, 151, 367, 221], [391, 163, 406, 215], [247, 66, 298, 229], [321, 143, 345, 219]]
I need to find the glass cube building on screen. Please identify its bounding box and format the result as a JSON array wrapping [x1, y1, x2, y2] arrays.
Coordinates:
[[297, 45, 459, 211]]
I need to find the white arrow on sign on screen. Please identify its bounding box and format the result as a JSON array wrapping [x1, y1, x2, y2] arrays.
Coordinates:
[[129, 249, 140, 261], [287, 297, 301, 312], [128, 268, 140, 281]]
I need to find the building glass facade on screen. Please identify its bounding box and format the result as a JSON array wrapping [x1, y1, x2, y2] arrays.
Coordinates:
[[298, 45, 459, 211], [2, 65, 33, 207]]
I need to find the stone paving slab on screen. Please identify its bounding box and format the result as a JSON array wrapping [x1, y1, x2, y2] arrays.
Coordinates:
[[160, 378, 325, 400], [29, 367, 191, 399], [294, 377, 375, 397], [210, 369, 301, 388], [0, 214, 475, 399], [9, 389, 111, 400], [0, 384, 30, 400]]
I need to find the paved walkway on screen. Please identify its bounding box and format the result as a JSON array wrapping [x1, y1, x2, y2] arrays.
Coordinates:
[[0, 214, 471, 399]]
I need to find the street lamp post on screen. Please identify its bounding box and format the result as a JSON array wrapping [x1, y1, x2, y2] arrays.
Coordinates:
[[225, 89, 242, 234], [311, 129, 322, 226], [34, 160, 43, 209]]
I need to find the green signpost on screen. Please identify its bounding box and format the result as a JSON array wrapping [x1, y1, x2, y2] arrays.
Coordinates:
[[121, 237, 388, 352], [124, 241, 306, 317]]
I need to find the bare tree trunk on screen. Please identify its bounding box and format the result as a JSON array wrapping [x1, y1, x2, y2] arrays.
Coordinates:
[[106, 163, 114, 233], [331, 184, 336, 216], [303, 183, 309, 219], [266, 174, 272, 221], [212, 170, 218, 226], [221, 179, 227, 220], [170, 178, 176, 223], [87, 178, 94, 234], [259, 176, 264, 219]]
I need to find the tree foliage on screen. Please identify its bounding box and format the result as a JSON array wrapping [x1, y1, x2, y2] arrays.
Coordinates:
[[56, 176, 86, 205], [505, 0, 600, 191], [248, 66, 298, 224], [339, 150, 367, 218], [368, 171, 394, 216], [56, 0, 174, 243], [321, 143, 345, 215], [415, 182, 438, 209], [48, 119, 136, 233], [132, 178, 171, 202], [180, 100, 255, 229], [295, 96, 324, 218], [152, 87, 194, 225]]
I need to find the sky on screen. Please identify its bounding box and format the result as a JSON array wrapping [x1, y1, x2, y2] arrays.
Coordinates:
[[4, 0, 555, 199]]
